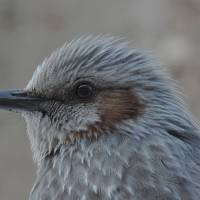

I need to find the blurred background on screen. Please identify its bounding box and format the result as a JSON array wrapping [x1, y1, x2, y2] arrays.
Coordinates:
[[0, 0, 200, 199]]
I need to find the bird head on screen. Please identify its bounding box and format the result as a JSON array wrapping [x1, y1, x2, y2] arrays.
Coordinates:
[[0, 36, 176, 162]]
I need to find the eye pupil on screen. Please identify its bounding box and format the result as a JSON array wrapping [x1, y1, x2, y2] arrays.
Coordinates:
[[76, 84, 93, 99]]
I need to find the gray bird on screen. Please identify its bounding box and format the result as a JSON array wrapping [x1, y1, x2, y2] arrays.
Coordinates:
[[0, 35, 200, 200]]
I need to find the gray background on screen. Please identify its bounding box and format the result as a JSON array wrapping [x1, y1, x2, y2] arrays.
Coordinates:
[[0, 0, 200, 199]]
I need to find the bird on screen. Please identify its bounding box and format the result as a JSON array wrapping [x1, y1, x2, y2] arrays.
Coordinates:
[[0, 35, 200, 200]]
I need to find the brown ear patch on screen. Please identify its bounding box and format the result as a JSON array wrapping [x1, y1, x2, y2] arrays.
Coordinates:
[[63, 88, 145, 144], [97, 89, 144, 127]]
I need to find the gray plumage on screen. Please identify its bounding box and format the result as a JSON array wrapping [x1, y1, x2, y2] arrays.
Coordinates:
[[2, 35, 200, 199]]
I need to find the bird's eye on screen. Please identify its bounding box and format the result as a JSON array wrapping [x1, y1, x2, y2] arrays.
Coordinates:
[[76, 83, 93, 99]]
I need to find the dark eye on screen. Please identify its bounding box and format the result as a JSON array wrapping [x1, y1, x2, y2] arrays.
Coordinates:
[[76, 83, 93, 99]]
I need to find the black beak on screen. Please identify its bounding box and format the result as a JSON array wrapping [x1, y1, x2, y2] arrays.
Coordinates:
[[0, 90, 44, 112]]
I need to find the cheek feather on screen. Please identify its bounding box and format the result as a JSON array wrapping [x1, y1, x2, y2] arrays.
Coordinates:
[[64, 89, 145, 144], [98, 89, 144, 126]]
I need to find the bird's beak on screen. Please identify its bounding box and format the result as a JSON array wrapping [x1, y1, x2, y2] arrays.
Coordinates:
[[0, 90, 43, 112]]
